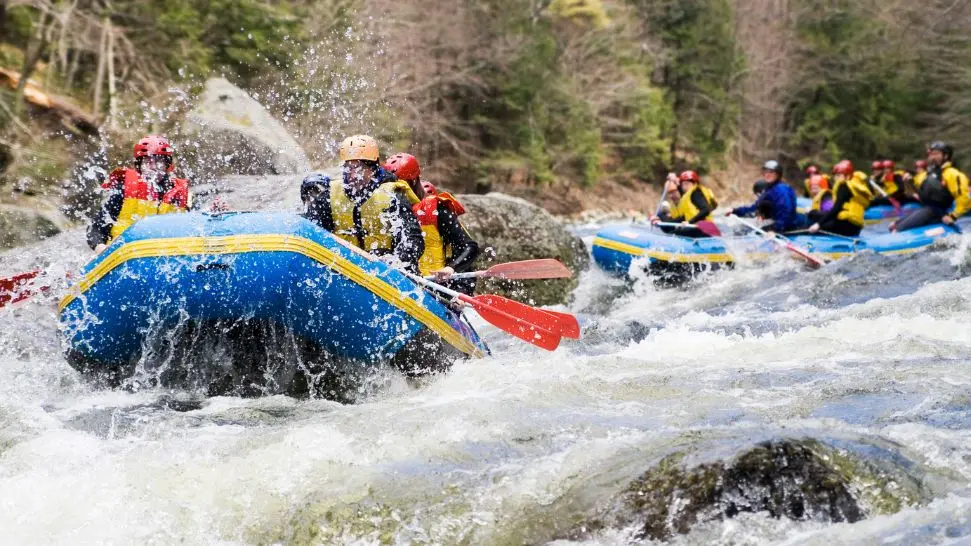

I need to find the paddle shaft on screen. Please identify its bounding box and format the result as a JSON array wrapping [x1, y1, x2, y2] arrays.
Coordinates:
[[653, 183, 670, 218], [444, 259, 572, 280], [732, 216, 824, 269]]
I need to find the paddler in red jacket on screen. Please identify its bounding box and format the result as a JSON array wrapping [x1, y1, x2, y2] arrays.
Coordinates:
[[87, 135, 191, 251], [384, 153, 480, 295]]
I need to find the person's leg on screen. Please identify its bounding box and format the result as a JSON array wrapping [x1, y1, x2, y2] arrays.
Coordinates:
[[819, 218, 862, 237], [892, 206, 942, 232]]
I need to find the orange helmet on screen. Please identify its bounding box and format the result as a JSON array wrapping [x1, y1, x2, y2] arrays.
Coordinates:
[[833, 160, 854, 175], [339, 135, 380, 162], [384, 153, 421, 181], [806, 165, 819, 175], [420, 180, 438, 196], [880, 159, 895, 170], [915, 159, 927, 170]]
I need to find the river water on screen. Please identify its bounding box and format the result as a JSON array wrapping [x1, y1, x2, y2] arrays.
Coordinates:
[[2, 211, 971, 544]]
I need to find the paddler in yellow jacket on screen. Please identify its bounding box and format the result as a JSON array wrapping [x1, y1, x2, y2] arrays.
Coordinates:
[[87, 135, 191, 251], [384, 153, 480, 295], [891, 141, 971, 232], [303, 135, 425, 272], [808, 160, 873, 237], [650, 170, 719, 238], [803, 165, 830, 197]]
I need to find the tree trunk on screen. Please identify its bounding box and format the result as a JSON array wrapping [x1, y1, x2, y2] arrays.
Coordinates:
[[106, 20, 117, 130], [14, 11, 52, 116], [92, 18, 108, 116]]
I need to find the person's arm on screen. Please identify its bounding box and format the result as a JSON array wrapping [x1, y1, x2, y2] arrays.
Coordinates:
[[305, 179, 334, 231], [816, 184, 851, 226], [686, 190, 712, 223], [947, 170, 971, 219], [86, 182, 124, 250], [436, 204, 479, 272], [732, 197, 759, 217], [387, 194, 425, 272]]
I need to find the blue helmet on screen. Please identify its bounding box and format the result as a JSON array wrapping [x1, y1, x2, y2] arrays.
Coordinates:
[[300, 174, 330, 203]]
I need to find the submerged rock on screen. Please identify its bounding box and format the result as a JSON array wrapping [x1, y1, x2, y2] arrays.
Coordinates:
[[0, 204, 61, 249], [181, 78, 311, 179], [572, 439, 924, 542], [457, 192, 589, 306]]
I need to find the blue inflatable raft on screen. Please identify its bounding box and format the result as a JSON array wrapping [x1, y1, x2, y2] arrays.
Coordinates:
[[796, 197, 920, 224], [59, 211, 488, 398], [591, 221, 963, 280]]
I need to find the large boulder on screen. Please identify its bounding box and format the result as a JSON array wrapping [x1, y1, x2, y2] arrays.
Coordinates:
[[181, 78, 311, 179], [566, 438, 925, 542], [457, 193, 588, 306], [0, 204, 61, 250]]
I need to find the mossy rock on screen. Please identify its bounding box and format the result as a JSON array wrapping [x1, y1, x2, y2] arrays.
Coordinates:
[[572, 438, 924, 542], [457, 192, 589, 306]]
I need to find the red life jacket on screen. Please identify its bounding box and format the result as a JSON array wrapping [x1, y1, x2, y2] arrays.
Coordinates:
[[412, 192, 466, 275], [106, 167, 190, 240]]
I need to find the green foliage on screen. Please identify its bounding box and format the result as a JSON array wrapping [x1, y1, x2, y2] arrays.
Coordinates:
[[119, 0, 306, 84], [786, 2, 927, 167], [632, 0, 743, 168]]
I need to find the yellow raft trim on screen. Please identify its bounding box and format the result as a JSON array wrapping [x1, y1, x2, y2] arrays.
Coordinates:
[[59, 234, 485, 358], [592, 236, 932, 264]]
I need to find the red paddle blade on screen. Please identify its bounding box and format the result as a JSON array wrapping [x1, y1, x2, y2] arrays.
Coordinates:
[[468, 300, 561, 351], [538, 310, 581, 339], [695, 221, 722, 237], [474, 294, 580, 340], [0, 270, 43, 308], [783, 242, 823, 269], [483, 259, 572, 280]]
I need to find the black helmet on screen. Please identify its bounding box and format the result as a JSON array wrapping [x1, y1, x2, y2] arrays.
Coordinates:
[[928, 141, 953, 159], [753, 179, 769, 195], [301, 173, 330, 203], [762, 160, 783, 174]]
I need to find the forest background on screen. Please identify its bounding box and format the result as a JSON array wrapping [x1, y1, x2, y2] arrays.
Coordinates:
[[1, 0, 970, 217]]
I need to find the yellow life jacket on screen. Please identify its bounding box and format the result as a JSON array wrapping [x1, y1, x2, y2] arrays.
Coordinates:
[[413, 192, 467, 276], [109, 168, 191, 241], [879, 172, 901, 196], [811, 189, 832, 212], [674, 184, 718, 223], [329, 180, 418, 253], [834, 171, 874, 227]]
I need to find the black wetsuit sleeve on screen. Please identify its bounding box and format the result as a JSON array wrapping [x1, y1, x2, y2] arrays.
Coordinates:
[[817, 184, 852, 226], [687, 191, 712, 224], [437, 205, 480, 272], [86, 186, 124, 250], [388, 195, 425, 272], [305, 179, 334, 231]]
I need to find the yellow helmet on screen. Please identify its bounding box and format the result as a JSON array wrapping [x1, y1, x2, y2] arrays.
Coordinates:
[[339, 135, 380, 162]]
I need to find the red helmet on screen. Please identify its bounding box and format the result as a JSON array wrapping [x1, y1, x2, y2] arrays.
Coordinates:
[[915, 159, 928, 169], [420, 180, 438, 196], [134, 135, 174, 159], [678, 170, 699, 183], [880, 159, 895, 170], [384, 153, 421, 181], [871, 160, 883, 171], [833, 160, 854, 175], [805, 165, 819, 175]]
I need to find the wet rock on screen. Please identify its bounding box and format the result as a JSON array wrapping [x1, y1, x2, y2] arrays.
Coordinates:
[[580, 440, 874, 541], [181, 78, 311, 179], [0, 204, 61, 249], [457, 192, 589, 306]]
